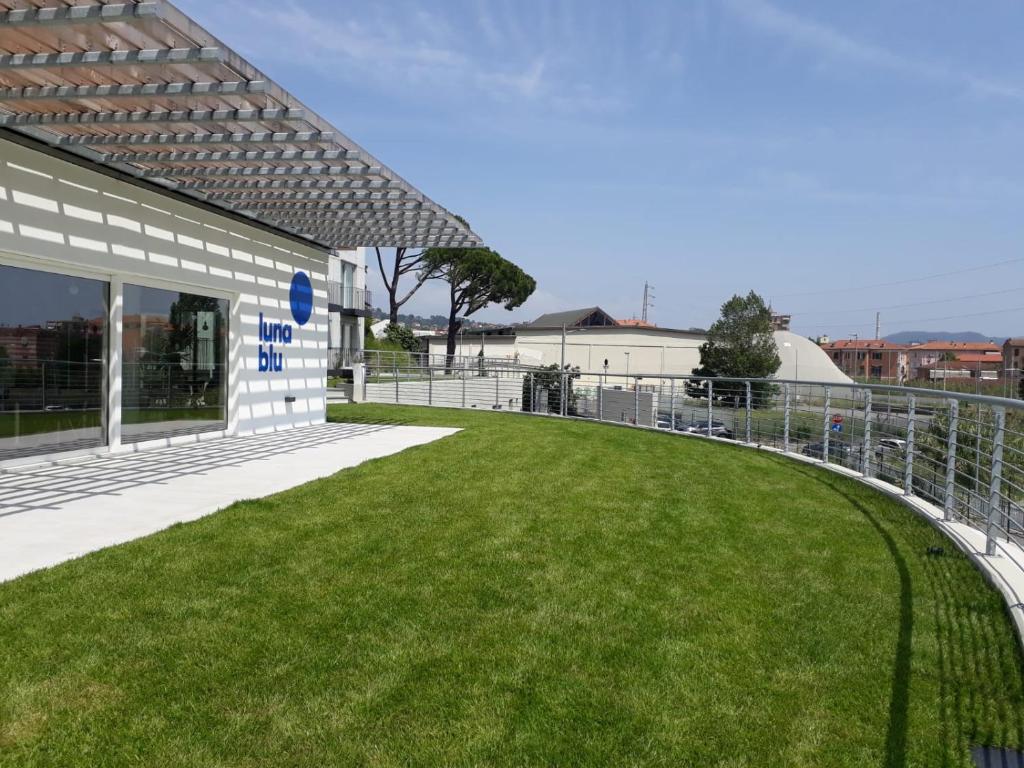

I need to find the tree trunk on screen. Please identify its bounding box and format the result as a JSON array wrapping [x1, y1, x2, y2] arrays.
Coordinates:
[[445, 313, 461, 375]]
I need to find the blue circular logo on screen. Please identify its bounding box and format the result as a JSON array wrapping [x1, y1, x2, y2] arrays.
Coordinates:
[[289, 271, 313, 326]]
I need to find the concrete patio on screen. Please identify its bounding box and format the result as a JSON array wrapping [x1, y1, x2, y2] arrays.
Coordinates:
[[0, 422, 459, 582]]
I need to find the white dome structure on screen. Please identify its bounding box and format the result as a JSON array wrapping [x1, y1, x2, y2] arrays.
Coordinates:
[[774, 331, 853, 384]]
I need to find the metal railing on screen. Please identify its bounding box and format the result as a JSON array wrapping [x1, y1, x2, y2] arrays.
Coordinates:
[[360, 349, 532, 379], [362, 364, 1024, 557], [0, 359, 104, 413], [327, 282, 371, 311]]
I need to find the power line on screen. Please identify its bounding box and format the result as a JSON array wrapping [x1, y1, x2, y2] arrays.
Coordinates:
[[806, 303, 1024, 331], [774, 256, 1024, 298], [789, 286, 1022, 317]]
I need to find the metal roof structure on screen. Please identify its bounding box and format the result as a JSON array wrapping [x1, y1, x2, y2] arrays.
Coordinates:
[[529, 307, 617, 328], [0, 1, 481, 251]]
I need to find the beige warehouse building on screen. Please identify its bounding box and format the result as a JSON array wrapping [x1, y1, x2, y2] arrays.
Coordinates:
[[428, 307, 706, 377], [426, 307, 851, 384]]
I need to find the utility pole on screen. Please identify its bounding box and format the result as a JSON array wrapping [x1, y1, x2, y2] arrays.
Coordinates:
[[641, 282, 655, 324]]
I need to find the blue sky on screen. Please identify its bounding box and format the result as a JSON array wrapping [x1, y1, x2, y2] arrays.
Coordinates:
[[179, 0, 1024, 339]]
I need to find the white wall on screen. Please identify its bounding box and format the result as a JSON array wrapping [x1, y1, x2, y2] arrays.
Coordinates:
[[0, 136, 330, 452], [427, 328, 705, 375]]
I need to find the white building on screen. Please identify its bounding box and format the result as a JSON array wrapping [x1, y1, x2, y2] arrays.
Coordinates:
[[0, 1, 478, 466], [427, 308, 850, 383], [431, 324, 706, 376]]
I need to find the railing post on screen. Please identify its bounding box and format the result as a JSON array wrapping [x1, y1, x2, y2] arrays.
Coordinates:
[[428, 366, 433, 406], [394, 359, 399, 404], [461, 367, 467, 408], [862, 389, 873, 477], [706, 380, 714, 437], [986, 406, 1006, 556], [495, 370, 500, 408], [744, 380, 752, 444], [634, 378, 640, 425], [669, 378, 676, 430], [943, 398, 959, 522], [904, 393, 916, 496], [822, 386, 831, 463], [783, 383, 791, 453], [598, 383, 604, 421]]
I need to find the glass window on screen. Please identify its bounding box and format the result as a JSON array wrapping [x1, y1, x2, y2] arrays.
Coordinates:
[[0, 263, 108, 460], [121, 284, 228, 442]]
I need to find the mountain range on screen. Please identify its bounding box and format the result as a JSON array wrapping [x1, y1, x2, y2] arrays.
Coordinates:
[[883, 330, 1006, 344]]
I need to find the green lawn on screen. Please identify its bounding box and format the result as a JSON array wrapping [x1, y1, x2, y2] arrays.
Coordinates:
[[1, 404, 1022, 767]]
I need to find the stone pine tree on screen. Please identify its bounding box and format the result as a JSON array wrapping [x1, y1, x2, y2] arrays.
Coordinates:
[[688, 291, 781, 405], [421, 247, 535, 366], [374, 245, 433, 327], [373, 215, 471, 327]]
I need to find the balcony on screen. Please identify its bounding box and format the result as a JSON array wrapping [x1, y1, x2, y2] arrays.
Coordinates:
[[327, 282, 372, 317]]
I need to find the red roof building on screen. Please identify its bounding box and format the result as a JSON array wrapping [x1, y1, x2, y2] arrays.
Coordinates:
[[820, 340, 909, 382], [906, 341, 1001, 378]]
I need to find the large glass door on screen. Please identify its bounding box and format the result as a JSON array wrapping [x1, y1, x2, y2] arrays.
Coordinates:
[[121, 284, 228, 442], [0, 263, 108, 460]]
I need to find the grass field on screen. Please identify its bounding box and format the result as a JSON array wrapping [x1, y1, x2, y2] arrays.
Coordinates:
[[0, 404, 1022, 767]]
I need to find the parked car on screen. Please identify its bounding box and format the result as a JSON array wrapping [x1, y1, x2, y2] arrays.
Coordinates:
[[683, 420, 734, 439], [875, 438, 907, 456], [802, 441, 852, 461]]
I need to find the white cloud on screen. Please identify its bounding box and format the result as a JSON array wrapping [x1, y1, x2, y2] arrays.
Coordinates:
[[208, 0, 623, 114], [723, 0, 1024, 101]]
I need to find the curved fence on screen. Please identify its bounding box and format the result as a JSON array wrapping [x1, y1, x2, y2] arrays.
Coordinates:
[[363, 365, 1024, 572]]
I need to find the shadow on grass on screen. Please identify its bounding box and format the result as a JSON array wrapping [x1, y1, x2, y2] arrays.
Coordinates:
[[776, 456, 1024, 767]]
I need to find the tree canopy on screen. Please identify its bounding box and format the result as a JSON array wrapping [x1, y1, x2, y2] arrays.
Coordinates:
[[422, 246, 536, 359], [689, 291, 780, 403]]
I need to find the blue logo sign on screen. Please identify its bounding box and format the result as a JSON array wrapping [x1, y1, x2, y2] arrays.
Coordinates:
[[289, 271, 313, 326], [831, 422, 843, 432], [258, 312, 293, 373]]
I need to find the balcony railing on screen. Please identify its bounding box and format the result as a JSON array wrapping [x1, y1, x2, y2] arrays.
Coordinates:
[[327, 282, 371, 313]]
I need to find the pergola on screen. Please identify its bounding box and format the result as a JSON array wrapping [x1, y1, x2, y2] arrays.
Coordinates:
[[0, 1, 481, 250]]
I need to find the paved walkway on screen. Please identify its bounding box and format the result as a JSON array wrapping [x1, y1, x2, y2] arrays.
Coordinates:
[[0, 422, 459, 582]]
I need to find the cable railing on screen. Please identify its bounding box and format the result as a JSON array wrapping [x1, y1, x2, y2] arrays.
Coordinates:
[[362, 364, 1024, 560], [357, 349, 533, 380]]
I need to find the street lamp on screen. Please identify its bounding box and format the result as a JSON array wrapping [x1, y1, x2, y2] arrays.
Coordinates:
[[625, 351, 631, 378]]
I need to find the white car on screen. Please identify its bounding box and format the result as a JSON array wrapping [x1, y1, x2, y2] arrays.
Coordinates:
[[875, 438, 907, 455]]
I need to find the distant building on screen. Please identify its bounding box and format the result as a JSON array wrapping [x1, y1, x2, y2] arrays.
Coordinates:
[[917, 353, 1001, 381], [428, 322, 706, 374], [530, 307, 618, 329], [770, 314, 791, 332], [427, 309, 850, 382], [1004, 338, 1024, 376], [0, 326, 60, 363], [617, 318, 657, 329], [820, 339, 909, 383], [905, 341, 1001, 379]]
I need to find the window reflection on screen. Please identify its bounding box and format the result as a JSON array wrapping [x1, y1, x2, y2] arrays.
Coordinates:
[[0, 263, 108, 460], [122, 285, 228, 442]]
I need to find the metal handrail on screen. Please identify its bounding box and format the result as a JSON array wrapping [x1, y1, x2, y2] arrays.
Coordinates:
[[327, 282, 371, 310]]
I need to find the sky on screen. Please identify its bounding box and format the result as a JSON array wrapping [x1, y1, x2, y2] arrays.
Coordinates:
[[177, 0, 1024, 340]]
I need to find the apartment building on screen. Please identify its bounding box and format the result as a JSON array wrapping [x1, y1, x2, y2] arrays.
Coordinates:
[[820, 340, 909, 382]]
